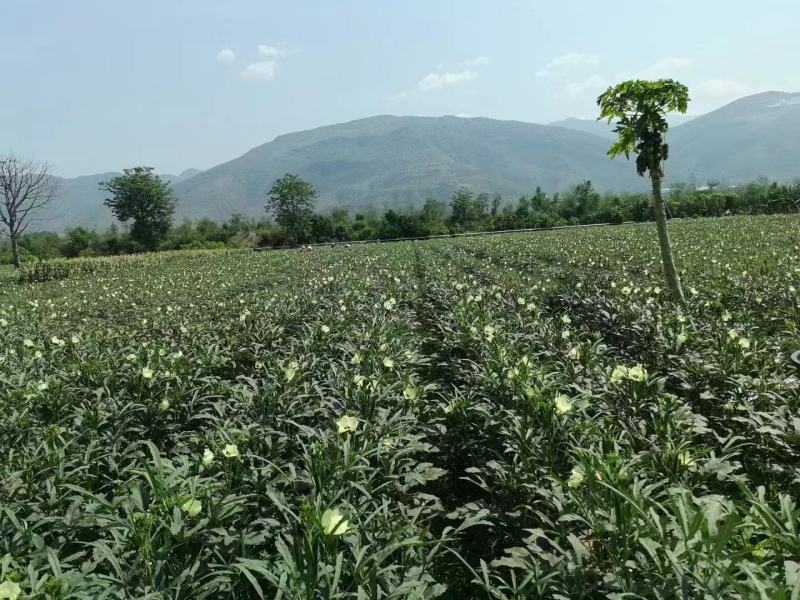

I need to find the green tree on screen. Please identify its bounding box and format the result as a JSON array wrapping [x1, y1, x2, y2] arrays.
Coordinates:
[[598, 79, 689, 304], [266, 173, 318, 243], [100, 167, 177, 250]]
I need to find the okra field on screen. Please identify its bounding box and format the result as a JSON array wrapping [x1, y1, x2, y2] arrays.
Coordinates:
[[2, 214, 800, 599]]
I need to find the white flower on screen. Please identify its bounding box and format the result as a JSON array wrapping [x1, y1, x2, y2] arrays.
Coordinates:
[[202, 448, 215, 466], [611, 364, 647, 383], [158, 398, 170, 411], [181, 498, 202, 518], [350, 352, 362, 365], [561, 315, 571, 324], [554, 394, 573, 415], [141, 367, 154, 379], [320, 508, 350, 536], [337, 414, 359, 434], [382, 357, 395, 369], [23, 339, 34, 348], [283, 360, 299, 382], [626, 364, 647, 382], [0, 580, 22, 600], [383, 297, 397, 310], [222, 443, 239, 458], [320, 324, 330, 334], [738, 337, 751, 349], [0, 318, 7, 327], [567, 465, 585, 488]]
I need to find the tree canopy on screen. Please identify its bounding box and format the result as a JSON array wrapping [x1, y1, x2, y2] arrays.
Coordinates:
[[266, 174, 318, 242], [100, 167, 177, 250], [597, 79, 689, 177]]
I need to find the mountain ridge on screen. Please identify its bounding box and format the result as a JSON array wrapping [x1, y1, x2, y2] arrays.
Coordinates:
[[37, 91, 800, 230]]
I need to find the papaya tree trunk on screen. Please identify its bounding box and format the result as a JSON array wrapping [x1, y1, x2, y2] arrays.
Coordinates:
[[650, 173, 685, 305]]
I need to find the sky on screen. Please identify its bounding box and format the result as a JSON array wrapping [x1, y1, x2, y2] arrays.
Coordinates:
[[2, 0, 799, 177]]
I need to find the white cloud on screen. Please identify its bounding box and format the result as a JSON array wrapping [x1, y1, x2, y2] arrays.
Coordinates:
[[216, 48, 236, 64], [639, 56, 694, 78], [240, 60, 279, 81], [537, 52, 599, 77], [418, 69, 477, 91], [258, 44, 287, 58], [561, 74, 607, 97]]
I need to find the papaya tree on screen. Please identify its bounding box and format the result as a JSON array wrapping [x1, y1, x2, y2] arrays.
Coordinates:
[[597, 79, 688, 304]]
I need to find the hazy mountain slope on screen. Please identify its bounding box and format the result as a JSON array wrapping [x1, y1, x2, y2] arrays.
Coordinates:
[[36, 91, 800, 230], [548, 118, 616, 140], [666, 91, 800, 183], [172, 115, 643, 219]]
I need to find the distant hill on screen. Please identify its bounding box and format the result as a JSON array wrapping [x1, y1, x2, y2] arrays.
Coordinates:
[[171, 115, 642, 221], [37, 91, 800, 230], [666, 91, 800, 183], [548, 117, 616, 140]]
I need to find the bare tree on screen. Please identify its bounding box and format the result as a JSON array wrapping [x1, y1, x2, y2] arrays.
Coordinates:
[[0, 155, 60, 267]]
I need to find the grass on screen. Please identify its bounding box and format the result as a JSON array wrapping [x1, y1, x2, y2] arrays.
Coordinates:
[[1, 215, 799, 598]]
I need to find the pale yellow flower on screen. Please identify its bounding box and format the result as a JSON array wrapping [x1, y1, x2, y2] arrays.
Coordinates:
[[554, 394, 573, 415], [181, 498, 202, 518], [567, 465, 585, 488], [337, 414, 359, 434], [403, 386, 418, 400], [222, 443, 239, 458], [141, 367, 154, 379], [283, 360, 299, 382], [627, 364, 647, 382], [0, 580, 22, 600], [202, 448, 215, 466], [610, 366, 627, 383], [382, 357, 395, 369], [320, 508, 350, 536]]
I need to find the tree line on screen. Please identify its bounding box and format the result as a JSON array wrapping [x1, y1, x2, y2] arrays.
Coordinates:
[[2, 173, 798, 265]]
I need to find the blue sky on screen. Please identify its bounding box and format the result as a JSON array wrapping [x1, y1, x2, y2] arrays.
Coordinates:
[[2, 0, 799, 177]]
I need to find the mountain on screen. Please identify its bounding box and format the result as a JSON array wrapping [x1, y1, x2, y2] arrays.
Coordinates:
[[37, 91, 800, 230], [551, 114, 693, 140], [168, 168, 203, 184], [171, 115, 643, 221], [548, 117, 616, 140], [665, 91, 800, 183]]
